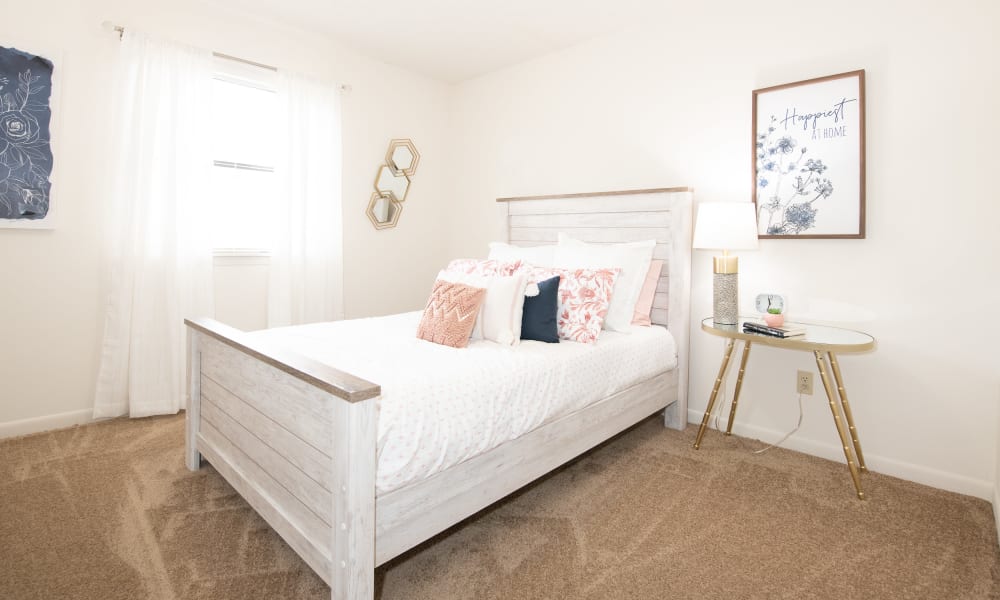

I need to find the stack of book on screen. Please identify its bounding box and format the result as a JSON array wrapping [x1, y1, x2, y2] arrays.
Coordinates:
[[743, 320, 807, 338]]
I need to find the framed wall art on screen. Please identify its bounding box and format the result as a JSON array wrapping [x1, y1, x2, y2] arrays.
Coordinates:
[[752, 70, 865, 239], [0, 44, 58, 229]]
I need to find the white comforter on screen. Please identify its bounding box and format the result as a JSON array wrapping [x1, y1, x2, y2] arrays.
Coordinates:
[[249, 312, 676, 494]]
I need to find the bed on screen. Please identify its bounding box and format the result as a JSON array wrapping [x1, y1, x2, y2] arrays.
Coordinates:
[[184, 187, 693, 600]]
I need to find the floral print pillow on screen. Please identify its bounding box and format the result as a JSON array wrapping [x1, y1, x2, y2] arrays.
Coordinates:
[[519, 265, 619, 344], [444, 258, 522, 277]]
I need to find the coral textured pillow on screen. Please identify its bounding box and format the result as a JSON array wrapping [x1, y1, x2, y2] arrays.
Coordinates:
[[519, 266, 619, 344], [438, 270, 529, 346], [632, 260, 664, 326], [416, 280, 487, 348]]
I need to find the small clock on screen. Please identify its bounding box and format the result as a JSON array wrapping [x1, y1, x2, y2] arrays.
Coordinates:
[[755, 293, 786, 314]]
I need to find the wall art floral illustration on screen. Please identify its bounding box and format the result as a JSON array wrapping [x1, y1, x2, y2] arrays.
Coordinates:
[[752, 70, 866, 239], [0, 46, 54, 223]]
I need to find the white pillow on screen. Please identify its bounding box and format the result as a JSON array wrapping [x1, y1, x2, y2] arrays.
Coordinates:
[[487, 242, 556, 267], [437, 270, 529, 346], [554, 234, 655, 332]]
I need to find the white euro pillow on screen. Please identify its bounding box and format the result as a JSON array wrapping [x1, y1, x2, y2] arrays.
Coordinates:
[[553, 233, 655, 332], [437, 270, 529, 346], [487, 242, 556, 267]]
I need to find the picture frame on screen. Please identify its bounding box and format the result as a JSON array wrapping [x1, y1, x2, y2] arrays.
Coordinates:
[[752, 70, 865, 239], [0, 41, 62, 230]]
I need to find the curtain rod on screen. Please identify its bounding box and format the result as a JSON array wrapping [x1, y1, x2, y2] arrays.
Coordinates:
[[100, 21, 352, 91], [214, 51, 277, 73], [102, 21, 277, 71]]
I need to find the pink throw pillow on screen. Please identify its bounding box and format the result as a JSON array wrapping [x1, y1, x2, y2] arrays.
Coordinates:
[[631, 260, 664, 326], [444, 258, 522, 277], [416, 280, 487, 348], [519, 265, 619, 344]]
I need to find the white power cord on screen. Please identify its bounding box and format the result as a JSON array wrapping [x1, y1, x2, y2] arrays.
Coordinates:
[[710, 378, 729, 433], [753, 392, 805, 455], [708, 343, 733, 432]]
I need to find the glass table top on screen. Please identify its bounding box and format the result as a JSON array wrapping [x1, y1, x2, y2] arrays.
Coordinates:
[[701, 317, 875, 352]]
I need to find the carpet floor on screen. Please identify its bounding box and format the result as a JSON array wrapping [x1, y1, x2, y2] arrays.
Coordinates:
[[1, 414, 998, 600]]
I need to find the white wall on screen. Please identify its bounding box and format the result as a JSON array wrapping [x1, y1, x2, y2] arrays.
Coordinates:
[[449, 1, 1000, 498], [0, 0, 452, 433]]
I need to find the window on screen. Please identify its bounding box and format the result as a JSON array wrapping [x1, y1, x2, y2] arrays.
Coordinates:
[[209, 58, 278, 252]]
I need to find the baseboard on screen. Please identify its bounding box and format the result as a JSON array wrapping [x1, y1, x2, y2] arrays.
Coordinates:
[[687, 409, 993, 501], [994, 485, 1000, 547], [0, 408, 95, 440]]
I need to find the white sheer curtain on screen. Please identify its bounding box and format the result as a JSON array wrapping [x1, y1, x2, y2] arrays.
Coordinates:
[[268, 70, 344, 327], [93, 32, 214, 418]]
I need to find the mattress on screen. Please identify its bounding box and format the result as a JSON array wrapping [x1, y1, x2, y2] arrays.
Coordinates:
[[249, 311, 677, 494]]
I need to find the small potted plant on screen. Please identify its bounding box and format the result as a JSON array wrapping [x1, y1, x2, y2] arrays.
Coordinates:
[[764, 306, 784, 328]]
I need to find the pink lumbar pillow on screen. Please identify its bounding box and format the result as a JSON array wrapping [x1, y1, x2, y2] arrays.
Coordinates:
[[416, 280, 487, 348], [631, 260, 664, 327]]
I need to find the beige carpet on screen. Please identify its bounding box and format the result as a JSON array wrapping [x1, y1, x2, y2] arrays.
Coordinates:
[[2, 414, 998, 600]]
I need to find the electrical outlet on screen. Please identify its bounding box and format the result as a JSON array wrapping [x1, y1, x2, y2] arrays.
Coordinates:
[[796, 370, 813, 395]]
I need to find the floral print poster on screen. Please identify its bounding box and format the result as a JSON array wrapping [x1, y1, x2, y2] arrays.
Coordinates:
[[752, 70, 865, 239], [0, 46, 54, 223]]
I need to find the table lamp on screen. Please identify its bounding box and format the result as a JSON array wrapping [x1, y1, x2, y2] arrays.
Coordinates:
[[692, 202, 759, 325]]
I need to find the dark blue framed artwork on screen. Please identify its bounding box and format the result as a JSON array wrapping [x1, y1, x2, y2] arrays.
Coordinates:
[[0, 46, 54, 223]]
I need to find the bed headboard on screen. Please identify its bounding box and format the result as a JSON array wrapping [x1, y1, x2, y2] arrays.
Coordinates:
[[496, 187, 693, 427]]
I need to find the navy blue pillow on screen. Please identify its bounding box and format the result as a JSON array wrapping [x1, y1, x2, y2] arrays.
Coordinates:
[[521, 275, 560, 343]]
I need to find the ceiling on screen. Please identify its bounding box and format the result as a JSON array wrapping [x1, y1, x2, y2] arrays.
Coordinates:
[[205, 0, 662, 83]]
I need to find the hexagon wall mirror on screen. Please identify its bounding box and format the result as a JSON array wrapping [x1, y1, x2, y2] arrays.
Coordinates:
[[366, 192, 402, 230], [368, 138, 419, 230], [385, 139, 420, 176]]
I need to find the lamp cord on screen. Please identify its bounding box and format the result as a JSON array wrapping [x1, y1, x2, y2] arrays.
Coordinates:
[[753, 393, 805, 455], [710, 369, 728, 433], [707, 342, 805, 455]]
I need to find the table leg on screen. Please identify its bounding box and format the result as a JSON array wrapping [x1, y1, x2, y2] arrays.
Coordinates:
[[725, 341, 752, 435], [694, 339, 736, 450], [828, 352, 867, 472], [814, 351, 865, 500]]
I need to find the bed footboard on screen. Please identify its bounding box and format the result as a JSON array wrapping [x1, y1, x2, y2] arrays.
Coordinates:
[[185, 318, 380, 600]]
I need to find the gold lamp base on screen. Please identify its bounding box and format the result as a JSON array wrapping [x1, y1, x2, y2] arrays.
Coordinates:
[[713, 254, 739, 274]]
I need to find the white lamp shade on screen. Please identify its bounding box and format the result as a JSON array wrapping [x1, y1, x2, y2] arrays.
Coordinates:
[[692, 202, 759, 251]]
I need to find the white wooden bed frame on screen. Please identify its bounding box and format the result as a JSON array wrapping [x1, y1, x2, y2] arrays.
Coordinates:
[[184, 187, 693, 600]]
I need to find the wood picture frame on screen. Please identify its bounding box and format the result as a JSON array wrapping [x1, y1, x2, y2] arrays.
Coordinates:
[[752, 70, 865, 239]]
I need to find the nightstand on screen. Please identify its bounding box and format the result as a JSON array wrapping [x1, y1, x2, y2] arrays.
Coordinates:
[[695, 317, 876, 499]]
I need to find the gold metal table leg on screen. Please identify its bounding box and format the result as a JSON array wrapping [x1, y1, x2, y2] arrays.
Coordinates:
[[694, 339, 736, 449], [828, 352, 866, 472], [726, 341, 752, 435], [815, 351, 865, 500]]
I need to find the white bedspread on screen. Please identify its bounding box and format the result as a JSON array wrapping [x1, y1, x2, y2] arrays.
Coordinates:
[[249, 312, 677, 494]]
